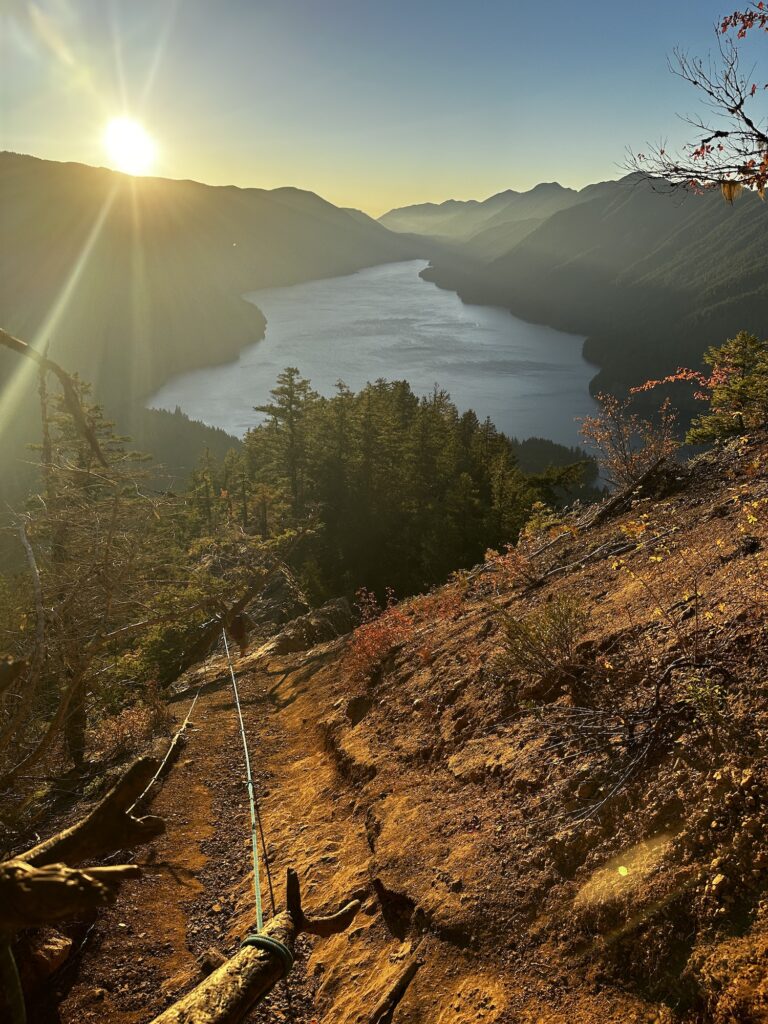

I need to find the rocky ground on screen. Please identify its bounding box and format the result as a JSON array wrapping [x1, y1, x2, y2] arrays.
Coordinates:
[[19, 433, 768, 1022]]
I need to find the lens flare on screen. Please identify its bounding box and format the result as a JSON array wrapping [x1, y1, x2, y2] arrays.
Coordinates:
[[103, 117, 156, 175]]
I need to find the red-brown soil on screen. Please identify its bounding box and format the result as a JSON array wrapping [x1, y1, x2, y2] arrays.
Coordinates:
[[33, 434, 768, 1022]]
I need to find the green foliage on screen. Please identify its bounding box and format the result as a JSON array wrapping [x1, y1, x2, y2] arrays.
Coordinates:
[[243, 371, 591, 598], [687, 332, 768, 443], [679, 669, 729, 736], [497, 594, 589, 683], [0, 363, 595, 779], [0, 373, 285, 779]]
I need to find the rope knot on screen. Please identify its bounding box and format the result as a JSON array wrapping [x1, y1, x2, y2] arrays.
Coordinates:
[[240, 934, 294, 978]]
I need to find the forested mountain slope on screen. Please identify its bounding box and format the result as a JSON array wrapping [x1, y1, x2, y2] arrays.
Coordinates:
[[420, 177, 768, 396], [0, 152, 418, 399], [0, 152, 421, 506]]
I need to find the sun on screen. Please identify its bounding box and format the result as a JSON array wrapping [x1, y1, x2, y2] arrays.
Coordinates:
[[103, 117, 156, 175]]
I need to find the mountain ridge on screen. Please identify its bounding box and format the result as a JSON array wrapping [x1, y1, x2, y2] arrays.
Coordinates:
[[379, 180, 585, 239], [416, 175, 768, 397], [0, 151, 424, 508]]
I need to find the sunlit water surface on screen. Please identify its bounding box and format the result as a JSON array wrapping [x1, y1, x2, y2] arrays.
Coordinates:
[[148, 260, 597, 448]]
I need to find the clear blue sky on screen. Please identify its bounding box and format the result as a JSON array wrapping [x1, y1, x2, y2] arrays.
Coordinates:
[[1, 0, 755, 213]]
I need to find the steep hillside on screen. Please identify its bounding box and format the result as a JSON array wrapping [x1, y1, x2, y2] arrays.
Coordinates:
[[0, 152, 420, 400], [422, 176, 768, 396], [52, 431, 768, 1023], [0, 152, 421, 505]]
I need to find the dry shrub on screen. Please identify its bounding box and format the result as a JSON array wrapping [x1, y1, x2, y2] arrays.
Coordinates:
[[485, 544, 537, 593], [580, 393, 678, 489], [498, 594, 589, 683], [90, 698, 172, 760], [344, 588, 413, 681], [345, 582, 465, 681], [410, 586, 463, 622]]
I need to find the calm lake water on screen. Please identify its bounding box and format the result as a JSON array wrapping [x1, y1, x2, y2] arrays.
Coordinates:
[[148, 260, 596, 448]]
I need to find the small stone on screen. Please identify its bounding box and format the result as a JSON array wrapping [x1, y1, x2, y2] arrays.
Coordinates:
[[83, 988, 107, 1004], [29, 932, 73, 977], [576, 779, 599, 800], [711, 873, 727, 896], [198, 948, 227, 975]]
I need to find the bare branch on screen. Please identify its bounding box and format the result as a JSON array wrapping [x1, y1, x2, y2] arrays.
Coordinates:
[[628, 23, 768, 196], [0, 327, 109, 468], [17, 756, 165, 866]]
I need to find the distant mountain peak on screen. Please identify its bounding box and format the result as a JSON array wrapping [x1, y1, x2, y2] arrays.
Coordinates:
[[528, 181, 569, 193]]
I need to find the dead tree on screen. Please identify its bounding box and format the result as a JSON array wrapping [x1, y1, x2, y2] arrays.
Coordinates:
[[0, 327, 108, 467], [150, 868, 360, 1024], [18, 756, 165, 868], [0, 757, 165, 1023]]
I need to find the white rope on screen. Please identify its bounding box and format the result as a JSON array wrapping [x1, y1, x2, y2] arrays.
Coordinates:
[[128, 680, 204, 814], [222, 628, 264, 931]]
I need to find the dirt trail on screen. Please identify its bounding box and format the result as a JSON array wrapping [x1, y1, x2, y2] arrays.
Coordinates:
[[51, 636, 405, 1024], [53, 633, 514, 1024]]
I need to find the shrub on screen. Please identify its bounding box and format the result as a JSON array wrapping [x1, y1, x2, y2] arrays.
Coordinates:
[[90, 695, 172, 761], [679, 668, 729, 744], [580, 394, 678, 489], [497, 594, 589, 683], [631, 331, 768, 443], [344, 588, 413, 681], [484, 544, 538, 592], [687, 332, 768, 442]]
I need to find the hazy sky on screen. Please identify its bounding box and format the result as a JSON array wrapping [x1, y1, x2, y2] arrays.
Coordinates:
[[1, 0, 754, 214]]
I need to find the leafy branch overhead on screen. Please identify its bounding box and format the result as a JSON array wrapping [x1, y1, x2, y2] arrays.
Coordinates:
[[628, 3, 768, 196]]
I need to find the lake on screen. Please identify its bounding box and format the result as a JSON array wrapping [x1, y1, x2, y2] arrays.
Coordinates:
[[148, 260, 597, 449]]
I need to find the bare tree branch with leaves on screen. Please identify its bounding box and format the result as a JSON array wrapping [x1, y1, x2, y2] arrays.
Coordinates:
[[627, 4, 768, 198]]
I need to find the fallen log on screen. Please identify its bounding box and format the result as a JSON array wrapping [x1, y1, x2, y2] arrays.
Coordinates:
[[1, 757, 167, 1024], [0, 860, 141, 931], [151, 868, 360, 1024], [19, 756, 165, 867], [580, 456, 666, 530]]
